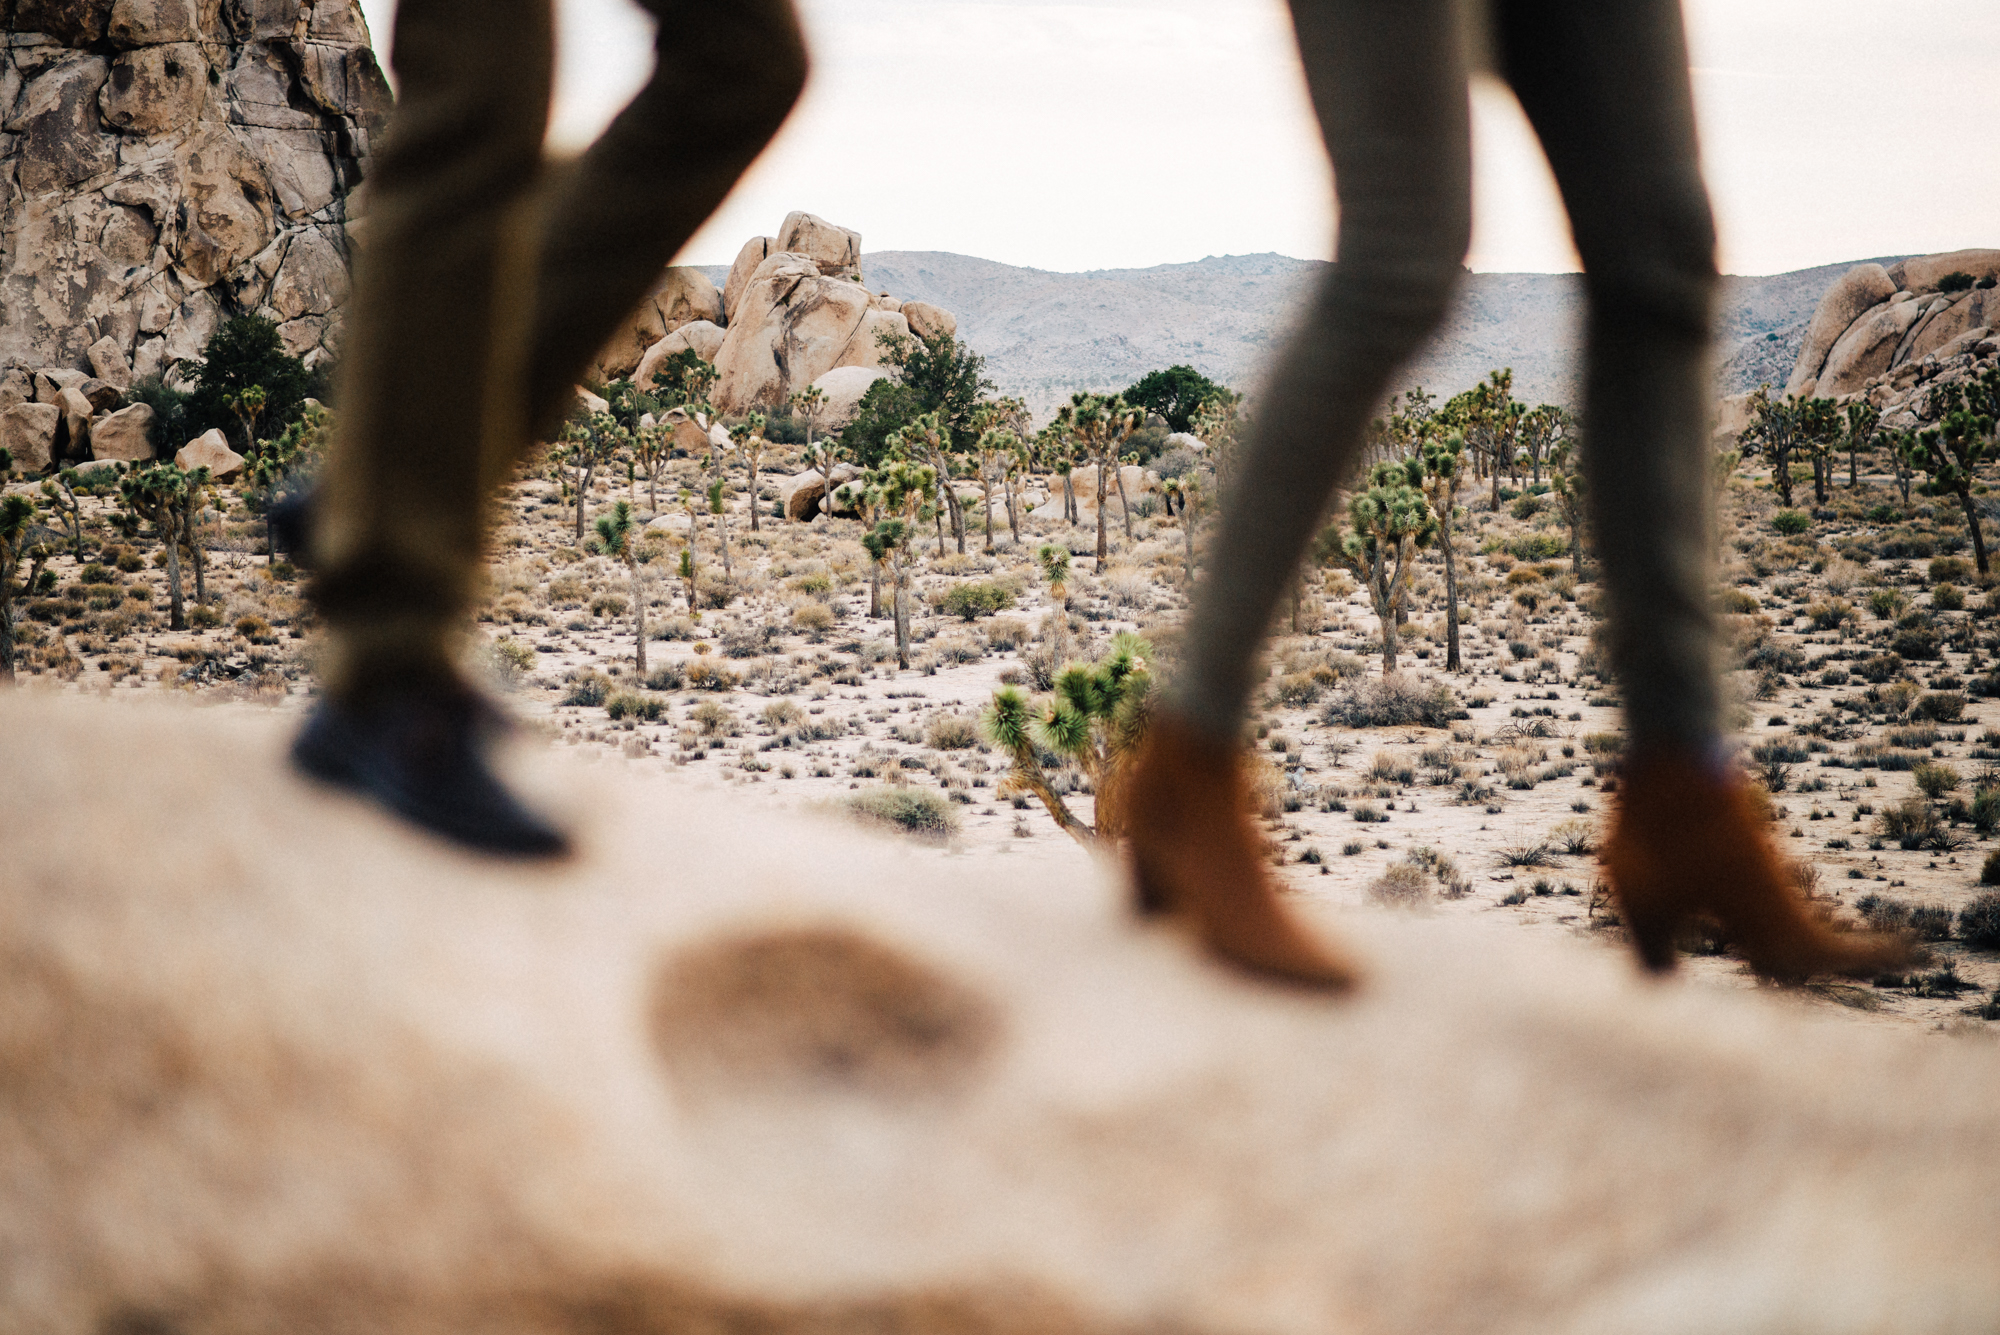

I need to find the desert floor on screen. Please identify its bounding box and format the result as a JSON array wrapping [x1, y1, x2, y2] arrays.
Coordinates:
[[9, 448, 2000, 1036]]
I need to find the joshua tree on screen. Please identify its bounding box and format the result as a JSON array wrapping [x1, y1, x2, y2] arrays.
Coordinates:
[[860, 451, 936, 667], [223, 383, 266, 455], [1842, 401, 1880, 490], [1418, 428, 1466, 671], [246, 402, 330, 563], [592, 499, 649, 674], [1036, 541, 1073, 605], [981, 632, 1154, 849], [648, 348, 718, 411], [38, 468, 86, 559], [1911, 367, 1999, 574], [1337, 459, 1437, 672], [1549, 437, 1589, 577], [1738, 387, 1839, 508], [706, 474, 732, 578], [1159, 474, 1202, 579], [627, 418, 670, 513], [1886, 429, 1922, 509], [1445, 370, 1522, 508], [1060, 391, 1142, 568], [860, 517, 909, 664], [119, 462, 210, 631], [554, 410, 629, 543], [970, 422, 1020, 551], [729, 411, 770, 532], [789, 383, 842, 517], [1, 491, 55, 682]]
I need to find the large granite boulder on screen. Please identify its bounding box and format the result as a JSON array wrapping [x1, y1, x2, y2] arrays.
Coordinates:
[[809, 365, 889, 429], [775, 209, 862, 280], [901, 300, 956, 343], [711, 252, 887, 415], [0, 0, 390, 378], [592, 266, 726, 381], [721, 234, 776, 321], [176, 426, 244, 479], [1784, 263, 1896, 397], [1888, 248, 2000, 293], [88, 400, 154, 461], [1815, 296, 1928, 397], [6, 694, 2000, 1334], [0, 401, 62, 472], [633, 319, 725, 386]]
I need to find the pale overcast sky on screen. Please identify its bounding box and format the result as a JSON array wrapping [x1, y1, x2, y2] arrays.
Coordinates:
[[354, 0, 1997, 276]]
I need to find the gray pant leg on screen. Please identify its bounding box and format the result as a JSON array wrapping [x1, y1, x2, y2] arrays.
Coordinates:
[[1497, 0, 1722, 748], [1168, 0, 1473, 740]]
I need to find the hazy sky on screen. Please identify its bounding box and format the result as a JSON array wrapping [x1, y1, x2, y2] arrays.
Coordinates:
[[353, 0, 1997, 276]]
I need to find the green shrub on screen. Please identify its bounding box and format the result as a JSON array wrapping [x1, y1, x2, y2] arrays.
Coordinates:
[[1933, 583, 1966, 611], [1717, 588, 1760, 614], [1913, 691, 1966, 722], [1890, 625, 1941, 660], [1855, 653, 1903, 683], [842, 786, 961, 840], [924, 712, 980, 750], [935, 580, 1017, 620], [1321, 673, 1466, 728], [1929, 555, 1973, 583], [1983, 851, 2000, 885], [604, 690, 665, 722], [1937, 270, 1975, 293], [1877, 796, 1947, 850], [1866, 588, 1904, 620], [561, 671, 611, 707], [1911, 760, 1961, 798], [1805, 598, 1854, 631], [1771, 509, 1812, 535]]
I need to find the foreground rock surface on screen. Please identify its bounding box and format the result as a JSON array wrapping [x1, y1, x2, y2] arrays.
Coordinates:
[[4, 695, 2000, 1333]]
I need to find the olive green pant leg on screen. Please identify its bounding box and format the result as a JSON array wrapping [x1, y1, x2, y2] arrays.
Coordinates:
[[1495, 0, 1723, 748], [314, 0, 554, 696], [1167, 0, 1472, 738]]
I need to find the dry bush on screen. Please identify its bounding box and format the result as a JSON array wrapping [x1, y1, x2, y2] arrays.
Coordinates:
[[924, 713, 981, 750], [792, 601, 834, 637], [1320, 673, 1466, 729], [1368, 863, 1431, 908]]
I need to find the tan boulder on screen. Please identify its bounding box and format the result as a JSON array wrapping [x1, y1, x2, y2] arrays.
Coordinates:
[[593, 267, 725, 380], [1163, 430, 1207, 453], [872, 292, 903, 313], [1711, 391, 1756, 446], [666, 409, 727, 456], [1905, 289, 2000, 366], [34, 367, 88, 402], [1888, 249, 2000, 293], [57, 385, 94, 455], [78, 376, 122, 412], [779, 469, 828, 521], [10, 55, 116, 195], [634, 319, 725, 387], [1785, 263, 1898, 396], [0, 402, 62, 473], [711, 253, 874, 415], [98, 42, 208, 137], [87, 335, 133, 389], [106, 0, 201, 44], [269, 226, 350, 321], [0, 369, 32, 409], [1816, 298, 1928, 397], [645, 512, 692, 537], [901, 300, 957, 343], [176, 426, 245, 479], [173, 128, 279, 287], [776, 210, 862, 279], [809, 365, 889, 429], [721, 235, 776, 321], [89, 401, 155, 461], [830, 307, 909, 372]]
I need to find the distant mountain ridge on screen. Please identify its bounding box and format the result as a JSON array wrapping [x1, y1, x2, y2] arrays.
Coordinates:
[[703, 250, 1909, 419]]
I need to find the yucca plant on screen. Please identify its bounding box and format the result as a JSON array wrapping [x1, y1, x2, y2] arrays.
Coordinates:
[[591, 499, 650, 674], [1338, 459, 1437, 672], [981, 632, 1153, 848], [1036, 542, 1071, 603], [1911, 367, 1998, 574], [118, 461, 211, 630], [1, 491, 55, 681]]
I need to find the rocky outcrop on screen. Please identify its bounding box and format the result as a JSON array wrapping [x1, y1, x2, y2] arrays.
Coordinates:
[[1, 0, 392, 380], [0, 399, 59, 470], [776, 208, 860, 281], [86, 398, 152, 459], [901, 299, 955, 343], [1786, 249, 2000, 402], [711, 250, 910, 415], [10, 693, 2000, 1335], [591, 266, 724, 381], [808, 364, 887, 429], [778, 461, 858, 521], [633, 317, 724, 386]]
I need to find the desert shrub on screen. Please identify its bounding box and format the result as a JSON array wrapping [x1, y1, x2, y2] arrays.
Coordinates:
[[1320, 672, 1466, 729], [1877, 796, 1948, 850], [762, 700, 805, 730], [561, 670, 611, 707], [1865, 589, 1904, 620], [690, 700, 734, 736], [722, 623, 780, 659], [1933, 583, 1966, 612], [1582, 731, 1624, 755], [1885, 722, 1939, 749], [1960, 891, 2000, 949], [1508, 493, 1546, 520], [1273, 672, 1323, 707], [1913, 691, 1966, 723], [488, 636, 536, 684], [1937, 270, 1976, 293], [644, 662, 685, 691], [590, 593, 628, 619], [924, 713, 981, 750], [792, 601, 835, 636], [1911, 761, 1961, 798], [1889, 625, 1940, 660], [1490, 532, 1568, 561], [842, 786, 960, 840], [650, 615, 698, 641], [696, 573, 737, 608], [1367, 863, 1431, 907], [1855, 894, 1908, 932], [985, 617, 1030, 650], [935, 580, 1017, 620], [1771, 509, 1812, 535], [1854, 653, 1903, 684], [1907, 904, 1956, 941], [1805, 598, 1855, 631], [1931, 555, 1974, 583], [1498, 841, 1554, 868], [1549, 817, 1596, 855], [604, 691, 665, 722], [684, 659, 739, 691], [1717, 588, 1760, 614], [1368, 750, 1416, 785]]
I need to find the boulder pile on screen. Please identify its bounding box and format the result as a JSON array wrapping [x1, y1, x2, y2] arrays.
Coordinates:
[[0, 363, 147, 470], [1719, 248, 2000, 435], [0, 0, 391, 381], [596, 211, 961, 426], [6, 693, 2000, 1332]]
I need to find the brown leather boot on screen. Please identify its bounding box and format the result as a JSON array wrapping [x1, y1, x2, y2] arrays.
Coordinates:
[[1603, 748, 1907, 981], [1124, 714, 1361, 991]]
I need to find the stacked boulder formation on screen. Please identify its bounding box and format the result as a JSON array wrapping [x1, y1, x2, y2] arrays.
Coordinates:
[[600, 210, 961, 429], [1718, 248, 2000, 439], [0, 0, 390, 388]]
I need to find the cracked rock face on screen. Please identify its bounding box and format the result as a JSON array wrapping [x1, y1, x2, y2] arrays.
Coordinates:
[[1, 0, 391, 382]]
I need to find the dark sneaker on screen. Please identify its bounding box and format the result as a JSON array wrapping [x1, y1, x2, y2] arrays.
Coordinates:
[[292, 685, 571, 858]]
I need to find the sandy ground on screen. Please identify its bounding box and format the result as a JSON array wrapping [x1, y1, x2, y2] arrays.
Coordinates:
[[8, 453, 2000, 1037]]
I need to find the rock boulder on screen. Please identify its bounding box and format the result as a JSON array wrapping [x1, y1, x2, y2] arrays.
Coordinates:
[[721, 235, 776, 322], [175, 426, 244, 479], [901, 300, 957, 343], [634, 320, 726, 387], [809, 365, 889, 429], [88, 400, 154, 461], [712, 252, 882, 415], [1816, 298, 1928, 397], [1785, 263, 1897, 396], [592, 267, 726, 381], [1887, 248, 2000, 294], [0, 401, 62, 472], [776, 210, 863, 280]]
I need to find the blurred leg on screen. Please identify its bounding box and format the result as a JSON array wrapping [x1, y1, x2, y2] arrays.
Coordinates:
[[314, 0, 554, 695], [519, 0, 807, 444], [1171, 0, 1473, 738], [1497, 0, 1902, 978], [1129, 0, 1471, 990]]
